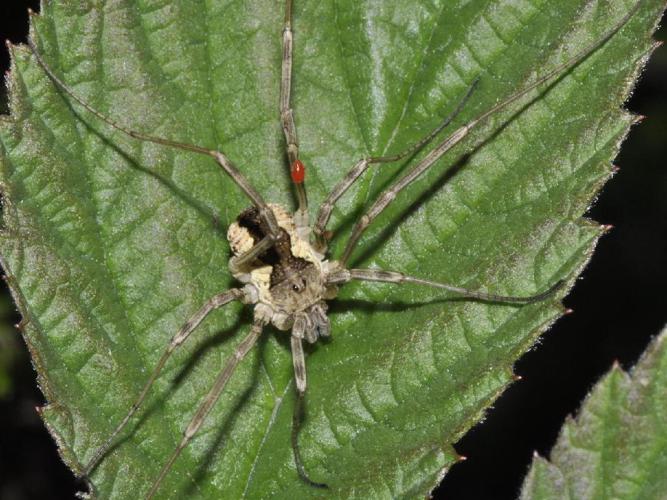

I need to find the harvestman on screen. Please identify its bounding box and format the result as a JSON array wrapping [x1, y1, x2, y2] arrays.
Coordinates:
[[20, 0, 642, 497]]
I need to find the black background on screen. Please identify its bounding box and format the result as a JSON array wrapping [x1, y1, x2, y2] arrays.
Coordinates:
[[1, 2, 665, 499]]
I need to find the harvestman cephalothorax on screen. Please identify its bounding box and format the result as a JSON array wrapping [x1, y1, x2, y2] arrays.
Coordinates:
[[17, 0, 644, 497]]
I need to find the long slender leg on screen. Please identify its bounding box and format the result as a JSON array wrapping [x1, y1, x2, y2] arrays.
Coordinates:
[[312, 80, 479, 249], [83, 288, 249, 476], [146, 320, 264, 500], [229, 233, 275, 273], [338, 2, 642, 265], [328, 268, 564, 304], [281, 0, 309, 221], [24, 35, 283, 260], [290, 332, 328, 488]]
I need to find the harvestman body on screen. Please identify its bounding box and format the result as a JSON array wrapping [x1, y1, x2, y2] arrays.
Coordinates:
[[19, 0, 642, 497]]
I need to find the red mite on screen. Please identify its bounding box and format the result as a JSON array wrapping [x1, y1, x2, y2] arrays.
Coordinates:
[[290, 159, 305, 184]]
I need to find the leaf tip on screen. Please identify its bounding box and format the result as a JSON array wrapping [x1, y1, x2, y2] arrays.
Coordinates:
[[633, 114, 647, 125]]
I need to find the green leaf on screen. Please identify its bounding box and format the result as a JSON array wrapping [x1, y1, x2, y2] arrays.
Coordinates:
[[520, 326, 667, 500], [0, 1, 661, 498]]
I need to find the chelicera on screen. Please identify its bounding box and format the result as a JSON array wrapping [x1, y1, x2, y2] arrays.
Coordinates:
[[19, 0, 642, 497]]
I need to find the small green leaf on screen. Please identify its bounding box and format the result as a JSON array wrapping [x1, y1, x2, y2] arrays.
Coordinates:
[[520, 325, 667, 500], [0, 1, 662, 498]]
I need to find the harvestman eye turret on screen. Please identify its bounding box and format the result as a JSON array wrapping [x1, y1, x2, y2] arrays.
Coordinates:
[[19, 0, 643, 497]]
